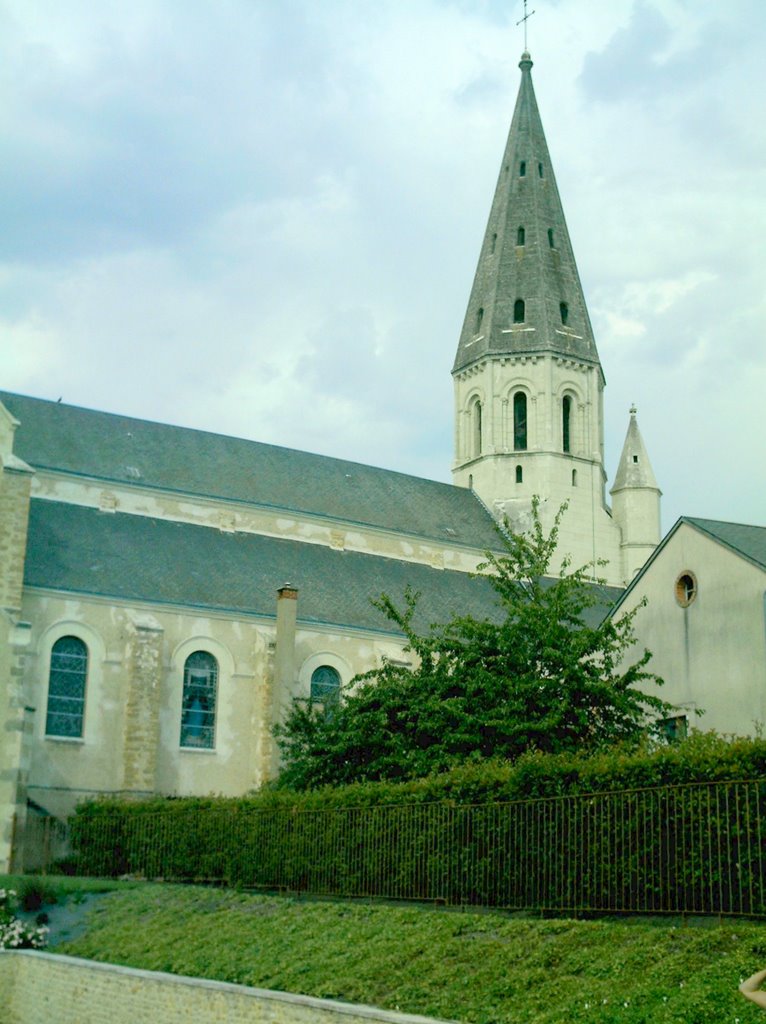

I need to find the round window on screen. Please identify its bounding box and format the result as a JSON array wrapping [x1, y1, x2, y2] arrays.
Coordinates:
[[674, 572, 697, 608]]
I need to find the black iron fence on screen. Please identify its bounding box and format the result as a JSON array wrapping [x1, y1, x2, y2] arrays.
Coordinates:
[[56, 779, 766, 915]]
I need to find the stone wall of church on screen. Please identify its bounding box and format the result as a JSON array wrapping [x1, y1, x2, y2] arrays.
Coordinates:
[[616, 525, 766, 737], [17, 589, 409, 828], [0, 444, 35, 872]]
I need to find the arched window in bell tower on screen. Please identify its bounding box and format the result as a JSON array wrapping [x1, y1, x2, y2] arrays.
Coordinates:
[[513, 298, 525, 323], [562, 395, 572, 453], [470, 398, 482, 458], [513, 392, 527, 451], [517, 226, 525, 245]]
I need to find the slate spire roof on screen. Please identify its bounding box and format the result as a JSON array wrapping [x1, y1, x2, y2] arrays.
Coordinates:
[[453, 51, 602, 375], [611, 406, 661, 494]]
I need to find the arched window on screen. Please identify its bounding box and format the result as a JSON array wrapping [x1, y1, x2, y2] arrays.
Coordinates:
[[560, 301, 569, 325], [538, 162, 544, 178], [572, 468, 578, 487], [475, 307, 484, 332], [515, 465, 523, 484], [180, 651, 218, 749], [513, 392, 527, 451], [519, 161, 526, 177], [562, 395, 572, 454], [46, 636, 88, 738], [490, 233, 497, 254], [471, 399, 482, 457], [311, 665, 341, 706], [517, 226, 525, 245], [513, 299, 525, 323], [548, 228, 555, 248]]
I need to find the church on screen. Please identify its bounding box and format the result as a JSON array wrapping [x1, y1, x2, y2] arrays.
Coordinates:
[[0, 51, 668, 872]]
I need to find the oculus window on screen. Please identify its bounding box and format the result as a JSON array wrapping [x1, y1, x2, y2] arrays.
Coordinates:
[[180, 651, 218, 749], [46, 636, 88, 738], [675, 573, 697, 608]]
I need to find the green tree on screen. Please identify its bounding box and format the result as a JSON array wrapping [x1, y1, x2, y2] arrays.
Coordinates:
[[275, 499, 670, 789]]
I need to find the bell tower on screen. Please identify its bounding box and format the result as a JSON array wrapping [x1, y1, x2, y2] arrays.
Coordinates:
[[452, 52, 649, 584]]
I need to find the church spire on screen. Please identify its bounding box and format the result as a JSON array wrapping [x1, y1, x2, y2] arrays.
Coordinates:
[[611, 405, 660, 494], [611, 406, 662, 580], [451, 52, 659, 586], [453, 51, 601, 375]]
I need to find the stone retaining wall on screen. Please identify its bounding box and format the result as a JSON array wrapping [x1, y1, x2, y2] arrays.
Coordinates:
[[0, 950, 453, 1024]]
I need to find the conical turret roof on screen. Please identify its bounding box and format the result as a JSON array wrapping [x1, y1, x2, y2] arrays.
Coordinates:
[[611, 406, 660, 493], [453, 52, 601, 375]]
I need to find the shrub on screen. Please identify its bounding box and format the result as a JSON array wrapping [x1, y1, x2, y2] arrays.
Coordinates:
[[0, 888, 48, 950], [18, 877, 59, 912]]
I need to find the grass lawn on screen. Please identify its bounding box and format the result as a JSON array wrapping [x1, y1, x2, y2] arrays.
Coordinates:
[[3, 876, 766, 1023]]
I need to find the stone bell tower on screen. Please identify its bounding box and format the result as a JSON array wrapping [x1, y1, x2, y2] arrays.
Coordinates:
[[452, 51, 654, 585]]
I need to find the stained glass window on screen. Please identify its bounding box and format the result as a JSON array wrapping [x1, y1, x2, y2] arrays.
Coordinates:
[[180, 651, 218, 749], [46, 636, 87, 738], [310, 666, 341, 706]]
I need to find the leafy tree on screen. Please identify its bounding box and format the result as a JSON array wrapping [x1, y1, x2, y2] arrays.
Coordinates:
[[275, 499, 671, 789]]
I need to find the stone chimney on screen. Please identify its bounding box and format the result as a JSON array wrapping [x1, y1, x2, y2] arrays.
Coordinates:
[[270, 584, 298, 777]]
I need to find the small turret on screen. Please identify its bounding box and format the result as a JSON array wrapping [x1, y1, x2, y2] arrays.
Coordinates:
[[611, 406, 661, 579]]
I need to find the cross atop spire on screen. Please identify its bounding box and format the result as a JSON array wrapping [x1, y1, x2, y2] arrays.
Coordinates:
[[516, 0, 536, 51]]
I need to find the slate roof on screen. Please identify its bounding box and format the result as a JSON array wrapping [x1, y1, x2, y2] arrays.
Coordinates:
[[1, 390, 500, 551], [683, 517, 766, 572], [23, 500, 620, 633], [453, 52, 601, 375]]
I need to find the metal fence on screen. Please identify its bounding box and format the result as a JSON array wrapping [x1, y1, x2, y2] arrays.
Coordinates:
[[59, 778, 766, 916]]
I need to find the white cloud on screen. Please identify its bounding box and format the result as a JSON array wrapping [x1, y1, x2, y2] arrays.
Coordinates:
[[0, 0, 764, 529]]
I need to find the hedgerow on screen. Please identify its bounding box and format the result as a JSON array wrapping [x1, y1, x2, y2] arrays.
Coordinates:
[[67, 733, 766, 915], [73, 730, 766, 817]]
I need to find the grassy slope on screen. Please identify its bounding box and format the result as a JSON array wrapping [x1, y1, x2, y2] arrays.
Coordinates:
[[15, 881, 758, 1024]]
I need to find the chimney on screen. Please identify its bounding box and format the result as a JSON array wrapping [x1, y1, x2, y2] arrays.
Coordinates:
[[271, 584, 298, 775]]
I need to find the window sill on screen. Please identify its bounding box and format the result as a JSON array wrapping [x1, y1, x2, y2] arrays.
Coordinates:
[[44, 735, 84, 745], [179, 746, 217, 755]]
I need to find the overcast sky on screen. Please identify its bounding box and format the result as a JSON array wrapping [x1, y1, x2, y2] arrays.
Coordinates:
[[1, 0, 764, 533]]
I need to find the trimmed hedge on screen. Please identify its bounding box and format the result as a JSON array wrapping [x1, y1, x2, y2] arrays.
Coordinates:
[[68, 733, 766, 914], [73, 731, 766, 816]]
